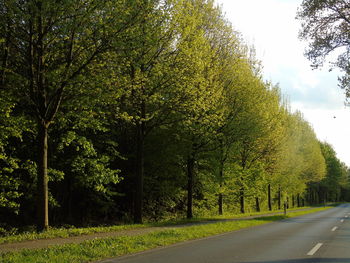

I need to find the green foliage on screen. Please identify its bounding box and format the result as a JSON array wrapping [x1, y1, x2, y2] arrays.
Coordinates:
[[319, 142, 350, 202], [297, 0, 350, 97], [0, 95, 28, 212], [0, 0, 347, 229]]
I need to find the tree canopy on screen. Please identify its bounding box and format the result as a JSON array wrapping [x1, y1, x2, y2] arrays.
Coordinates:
[[0, 0, 348, 232], [297, 0, 350, 95]]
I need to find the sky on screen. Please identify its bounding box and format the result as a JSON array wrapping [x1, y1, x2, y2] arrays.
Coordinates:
[[215, 0, 350, 166]]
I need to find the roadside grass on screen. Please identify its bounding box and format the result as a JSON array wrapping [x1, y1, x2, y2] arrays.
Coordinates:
[[0, 205, 318, 245], [0, 224, 145, 245], [0, 206, 332, 263]]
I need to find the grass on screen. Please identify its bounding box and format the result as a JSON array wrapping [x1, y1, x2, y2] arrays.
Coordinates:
[[0, 224, 146, 245], [0, 205, 317, 245], [0, 206, 332, 263]]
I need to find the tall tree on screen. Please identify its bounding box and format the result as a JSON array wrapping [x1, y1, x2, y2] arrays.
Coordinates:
[[0, 0, 138, 231], [232, 82, 284, 213], [113, 0, 215, 223], [172, 0, 233, 219]]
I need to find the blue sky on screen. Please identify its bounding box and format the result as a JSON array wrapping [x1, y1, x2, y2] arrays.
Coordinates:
[[216, 0, 350, 166]]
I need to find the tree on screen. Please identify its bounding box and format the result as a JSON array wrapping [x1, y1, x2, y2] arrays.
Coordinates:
[[211, 43, 257, 215], [320, 142, 349, 202], [0, 0, 139, 231], [292, 113, 326, 205], [297, 0, 350, 94], [274, 111, 306, 208], [231, 82, 284, 213], [112, 0, 220, 223]]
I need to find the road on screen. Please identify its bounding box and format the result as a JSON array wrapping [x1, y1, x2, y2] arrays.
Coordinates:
[[100, 204, 350, 263]]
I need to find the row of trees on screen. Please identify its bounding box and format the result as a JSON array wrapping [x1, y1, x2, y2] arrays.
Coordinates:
[[0, 0, 349, 232]]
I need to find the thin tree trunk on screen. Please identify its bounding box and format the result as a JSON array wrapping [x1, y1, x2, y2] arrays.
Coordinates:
[[309, 188, 313, 205], [218, 161, 224, 215], [187, 155, 195, 219], [240, 188, 245, 214], [134, 117, 145, 224], [313, 189, 317, 204], [318, 188, 322, 205], [292, 195, 295, 207], [67, 178, 73, 223], [218, 192, 223, 215], [278, 186, 281, 210], [297, 193, 300, 207], [309, 189, 313, 205], [37, 122, 49, 231], [268, 184, 272, 211], [255, 197, 260, 212]]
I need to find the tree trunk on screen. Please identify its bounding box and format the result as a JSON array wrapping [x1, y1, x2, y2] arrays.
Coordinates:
[[268, 184, 272, 211], [187, 156, 195, 219], [297, 193, 300, 207], [67, 178, 73, 223], [309, 189, 313, 205], [318, 188, 322, 205], [218, 163, 224, 215], [292, 195, 295, 207], [134, 117, 145, 224], [240, 188, 245, 214], [37, 122, 49, 231], [255, 197, 260, 212], [309, 188, 313, 205], [218, 193, 223, 215], [278, 186, 281, 210], [314, 189, 318, 204]]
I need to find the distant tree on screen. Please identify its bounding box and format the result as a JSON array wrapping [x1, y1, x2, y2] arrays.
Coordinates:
[[274, 111, 305, 208], [320, 142, 349, 202]]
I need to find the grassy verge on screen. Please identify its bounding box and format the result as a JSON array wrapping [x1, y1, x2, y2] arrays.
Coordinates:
[[0, 205, 318, 245], [0, 224, 146, 245], [0, 206, 331, 263]]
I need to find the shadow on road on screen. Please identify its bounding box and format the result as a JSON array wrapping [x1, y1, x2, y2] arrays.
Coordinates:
[[244, 258, 350, 263]]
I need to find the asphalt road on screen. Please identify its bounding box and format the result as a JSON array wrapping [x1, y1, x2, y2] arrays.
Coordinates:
[[100, 204, 350, 263]]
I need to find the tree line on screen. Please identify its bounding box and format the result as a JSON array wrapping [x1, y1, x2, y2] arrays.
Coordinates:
[[0, 0, 349, 232]]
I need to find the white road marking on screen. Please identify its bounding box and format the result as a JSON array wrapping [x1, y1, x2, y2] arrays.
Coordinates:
[[332, 226, 338, 231], [307, 243, 323, 256], [341, 219, 344, 223]]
